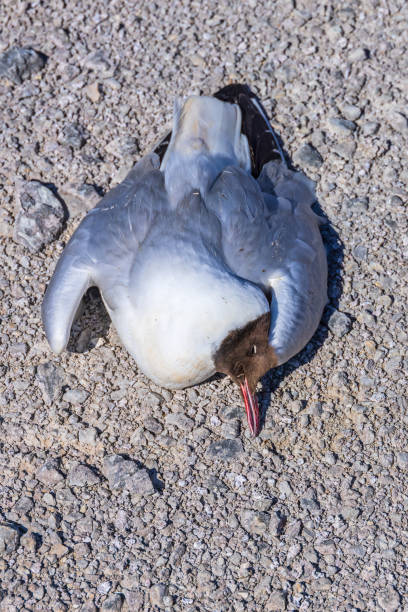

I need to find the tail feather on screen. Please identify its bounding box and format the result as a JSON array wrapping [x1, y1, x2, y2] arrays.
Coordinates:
[[154, 84, 285, 177]]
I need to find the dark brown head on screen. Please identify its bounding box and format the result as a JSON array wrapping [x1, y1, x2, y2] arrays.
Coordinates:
[[214, 312, 277, 437]]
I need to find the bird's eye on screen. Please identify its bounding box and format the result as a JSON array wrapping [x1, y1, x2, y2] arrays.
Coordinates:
[[251, 345, 257, 355]]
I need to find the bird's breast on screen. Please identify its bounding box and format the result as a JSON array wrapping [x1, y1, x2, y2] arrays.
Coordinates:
[[107, 247, 269, 389]]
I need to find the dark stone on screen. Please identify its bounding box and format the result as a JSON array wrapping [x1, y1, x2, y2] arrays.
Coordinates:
[[0, 523, 21, 553], [63, 123, 88, 149], [36, 362, 65, 404], [0, 47, 46, 84], [294, 143, 323, 168], [14, 181, 65, 252], [103, 454, 154, 494], [328, 309, 352, 337], [206, 439, 243, 460]]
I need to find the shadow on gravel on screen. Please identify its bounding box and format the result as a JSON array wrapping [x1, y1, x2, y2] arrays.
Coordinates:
[[67, 287, 111, 353]]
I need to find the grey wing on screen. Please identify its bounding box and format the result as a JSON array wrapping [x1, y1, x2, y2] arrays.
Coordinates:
[[207, 162, 328, 366], [42, 154, 167, 353]]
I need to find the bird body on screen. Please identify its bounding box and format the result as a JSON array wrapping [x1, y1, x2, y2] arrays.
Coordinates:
[[42, 86, 327, 435]]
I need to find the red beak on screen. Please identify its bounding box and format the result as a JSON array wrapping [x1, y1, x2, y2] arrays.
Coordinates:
[[240, 378, 260, 437]]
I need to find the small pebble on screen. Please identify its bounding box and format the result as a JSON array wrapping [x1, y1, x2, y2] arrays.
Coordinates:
[[37, 459, 65, 486], [328, 117, 356, 136], [36, 362, 65, 404], [240, 510, 270, 535], [327, 309, 352, 338], [78, 427, 98, 445], [348, 47, 369, 62], [68, 464, 100, 487], [0, 524, 21, 554], [206, 439, 243, 460], [266, 590, 286, 611], [62, 123, 87, 149], [62, 388, 89, 404], [103, 454, 154, 494], [341, 104, 362, 121], [293, 143, 323, 168]]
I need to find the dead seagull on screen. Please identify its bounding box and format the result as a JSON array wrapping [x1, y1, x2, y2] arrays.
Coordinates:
[[42, 84, 327, 436]]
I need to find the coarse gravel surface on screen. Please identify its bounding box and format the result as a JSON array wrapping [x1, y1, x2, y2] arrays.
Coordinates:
[[0, 1, 407, 611]]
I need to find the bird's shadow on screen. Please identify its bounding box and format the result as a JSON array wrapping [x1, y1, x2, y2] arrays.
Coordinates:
[[67, 287, 111, 353]]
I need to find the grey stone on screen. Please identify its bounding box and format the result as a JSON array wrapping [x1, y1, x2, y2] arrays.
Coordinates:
[[349, 196, 369, 210], [206, 439, 243, 460], [333, 140, 357, 159], [348, 47, 369, 62], [353, 244, 368, 260], [165, 412, 194, 431], [101, 593, 124, 611], [62, 388, 89, 404], [293, 143, 323, 168], [97, 581, 112, 595], [388, 111, 408, 132], [219, 405, 242, 421], [390, 195, 403, 206], [0, 524, 21, 553], [269, 511, 285, 536], [9, 342, 28, 355], [341, 104, 362, 121], [126, 468, 155, 495], [220, 419, 240, 438], [362, 121, 380, 136], [347, 544, 366, 557], [81, 603, 98, 612], [377, 586, 400, 611], [328, 309, 352, 338], [266, 590, 286, 611], [62, 123, 87, 149], [36, 362, 65, 404], [84, 50, 112, 74], [105, 136, 139, 158], [143, 416, 163, 434], [78, 427, 98, 445], [241, 510, 270, 534], [103, 454, 154, 494], [149, 584, 167, 608], [123, 590, 144, 609], [37, 459, 65, 486], [0, 47, 46, 84], [315, 539, 337, 555], [396, 452, 408, 469], [68, 464, 100, 487], [14, 181, 65, 252], [13, 495, 34, 515], [328, 117, 356, 135]]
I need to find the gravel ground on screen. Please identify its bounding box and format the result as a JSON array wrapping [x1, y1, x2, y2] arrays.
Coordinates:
[[0, 1, 407, 610]]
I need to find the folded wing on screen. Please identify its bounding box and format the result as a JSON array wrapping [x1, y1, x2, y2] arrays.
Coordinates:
[[42, 154, 166, 353], [207, 160, 328, 366]]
